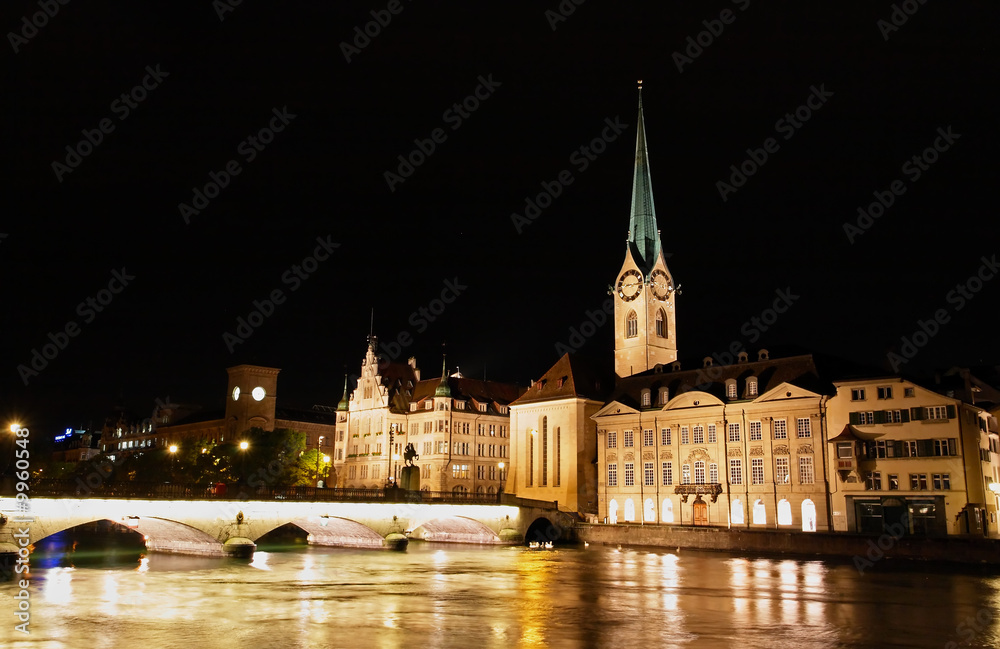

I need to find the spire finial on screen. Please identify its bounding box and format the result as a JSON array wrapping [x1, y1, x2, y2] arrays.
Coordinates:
[[435, 347, 451, 397], [337, 371, 350, 411]]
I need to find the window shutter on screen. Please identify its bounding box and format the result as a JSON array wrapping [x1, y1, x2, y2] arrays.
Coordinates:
[[874, 411, 886, 424], [946, 405, 956, 419], [918, 440, 933, 457], [893, 441, 904, 457], [900, 409, 910, 423], [849, 412, 860, 425], [948, 438, 957, 456], [864, 441, 875, 458], [910, 407, 925, 421]]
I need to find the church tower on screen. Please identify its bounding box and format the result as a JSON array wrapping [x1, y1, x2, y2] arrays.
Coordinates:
[[613, 83, 678, 379]]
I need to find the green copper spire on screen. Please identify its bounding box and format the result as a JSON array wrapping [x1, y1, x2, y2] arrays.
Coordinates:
[[628, 82, 662, 272], [434, 355, 451, 397], [337, 374, 350, 411]]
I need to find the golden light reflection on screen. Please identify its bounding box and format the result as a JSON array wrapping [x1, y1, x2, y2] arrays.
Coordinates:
[[137, 556, 150, 573], [298, 554, 316, 582], [102, 572, 122, 614], [250, 551, 271, 571], [516, 550, 556, 648], [43, 567, 74, 605]]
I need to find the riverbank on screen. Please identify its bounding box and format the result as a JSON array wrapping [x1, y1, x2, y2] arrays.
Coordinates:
[[574, 522, 1000, 566]]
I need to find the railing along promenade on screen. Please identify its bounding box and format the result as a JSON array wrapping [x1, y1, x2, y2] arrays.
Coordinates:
[[23, 479, 528, 506]]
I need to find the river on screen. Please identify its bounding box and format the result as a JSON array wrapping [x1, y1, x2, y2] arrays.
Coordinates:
[[5, 541, 999, 648]]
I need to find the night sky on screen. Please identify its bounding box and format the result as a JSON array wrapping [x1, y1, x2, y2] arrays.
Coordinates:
[[3, 1, 998, 435]]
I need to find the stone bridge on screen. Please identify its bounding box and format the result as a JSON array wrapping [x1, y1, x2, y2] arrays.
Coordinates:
[[0, 491, 576, 558]]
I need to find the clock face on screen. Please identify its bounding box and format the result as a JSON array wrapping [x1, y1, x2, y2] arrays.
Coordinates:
[[650, 269, 671, 301], [617, 269, 643, 301], [232, 386, 240, 401], [252, 386, 266, 401]]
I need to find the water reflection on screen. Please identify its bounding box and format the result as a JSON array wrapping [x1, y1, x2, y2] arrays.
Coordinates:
[[16, 544, 1000, 649]]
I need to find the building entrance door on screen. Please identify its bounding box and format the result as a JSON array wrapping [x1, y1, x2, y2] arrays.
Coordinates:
[[693, 499, 709, 526]]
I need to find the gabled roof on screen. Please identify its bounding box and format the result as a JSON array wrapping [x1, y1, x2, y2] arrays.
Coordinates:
[[511, 353, 608, 406], [410, 376, 524, 408], [609, 353, 827, 409]]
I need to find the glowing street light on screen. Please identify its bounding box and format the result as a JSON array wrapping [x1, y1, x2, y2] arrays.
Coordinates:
[[168, 444, 178, 481], [239, 440, 249, 485], [498, 461, 506, 495], [10, 423, 20, 433]]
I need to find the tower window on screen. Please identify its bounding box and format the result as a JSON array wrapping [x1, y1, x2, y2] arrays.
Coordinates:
[[655, 309, 667, 337], [626, 311, 638, 338]]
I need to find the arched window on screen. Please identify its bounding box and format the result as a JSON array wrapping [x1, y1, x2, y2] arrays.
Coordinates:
[[726, 381, 737, 399], [778, 498, 793, 526], [624, 498, 636, 522], [655, 309, 667, 337], [453, 485, 467, 494], [626, 310, 638, 338], [608, 499, 619, 524], [748, 377, 758, 397], [802, 499, 817, 532], [644, 498, 656, 522], [487, 486, 495, 495], [662, 498, 674, 523], [753, 499, 766, 525], [731, 499, 745, 525]]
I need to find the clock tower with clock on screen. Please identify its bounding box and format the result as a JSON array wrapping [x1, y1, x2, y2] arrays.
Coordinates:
[[613, 84, 678, 378]]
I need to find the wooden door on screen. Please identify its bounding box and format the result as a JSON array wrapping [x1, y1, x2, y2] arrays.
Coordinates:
[[693, 500, 709, 526]]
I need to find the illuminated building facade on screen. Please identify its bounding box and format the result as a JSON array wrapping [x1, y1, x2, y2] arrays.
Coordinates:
[[331, 338, 522, 493]]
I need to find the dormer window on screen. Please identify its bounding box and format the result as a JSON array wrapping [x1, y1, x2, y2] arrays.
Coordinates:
[[455, 401, 465, 410], [424, 401, 433, 410], [726, 380, 737, 399], [479, 403, 487, 413], [658, 387, 669, 405], [748, 378, 758, 397], [641, 389, 651, 407], [498, 406, 508, 414]]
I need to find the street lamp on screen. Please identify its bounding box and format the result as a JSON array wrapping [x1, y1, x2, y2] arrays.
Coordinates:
[[498, 461, 505, 495], [314, 436, 325, 486], [239, 440, 249, 485], [168, 444, 178, 482], [393, 453, 401, 484]]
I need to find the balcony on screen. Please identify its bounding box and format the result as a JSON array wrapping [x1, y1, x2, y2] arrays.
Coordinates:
[[674, 483, 723, 503]]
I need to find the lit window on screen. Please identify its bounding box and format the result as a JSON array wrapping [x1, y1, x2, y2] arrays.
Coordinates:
[[641, 390, 650, 407], [643, 462, 655, 486], [751, 458, 764, 485], [748, 379, 758, 397], [707, 424, 717, 443], [727, 423, 740, 443], [607, 431, 617, 448], [607, 464, 617, 486], [729, 459, 743, 485], [624, 462, 635, 487], [694, 461, 705, 484], [626, 311, 638, 338], [799, 456, 814, 484], [753, 500, 766, 525], [796, 418, 811, 438], [661, 428, 671, 445], [731, 500, 744, 525], [662, 462, 673, 486], [643, 429, 654, 446], [775, 457, 790, 484], [680, 426, 689, 444], [623, 430, 634, 447], [727, 382, 737, 399], [682, 464, 691, 484], [773, 419, 787, 439], [777, 499, 792, 525], [749, 421, 762, 441], [709, 463, 718, 484], [693, 426, 704, 444]]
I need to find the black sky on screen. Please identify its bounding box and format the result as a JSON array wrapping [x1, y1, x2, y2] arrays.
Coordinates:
[[2, 1, 998, 435]]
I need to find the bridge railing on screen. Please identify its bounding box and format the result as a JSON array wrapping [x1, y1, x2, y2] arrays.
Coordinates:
[[25, 479, 507, 505]]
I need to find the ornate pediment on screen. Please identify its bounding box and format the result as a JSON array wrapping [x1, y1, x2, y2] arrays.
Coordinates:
[[798, 444, 814, 455], [727, 448, 742, 458], [773, 445, 790, 455], [749, 446, 764, 457], [685, 448, 711, 463], [642, 451, 655, 461], [624, 452, 634, 462], [659, 450, 673, 460], [607, 453, 617, 463]]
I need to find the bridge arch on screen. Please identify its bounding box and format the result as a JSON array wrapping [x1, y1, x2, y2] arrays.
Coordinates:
[[409, 516, 502, 544], [524, 516, 570, 545], [282, 517, 388, 549]]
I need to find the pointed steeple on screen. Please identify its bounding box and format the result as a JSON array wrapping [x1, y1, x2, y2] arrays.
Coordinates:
[[337, 374, 350, 411], [628, 81, 662, 272], [434, 355, 451, 397]]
